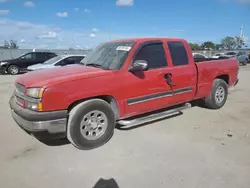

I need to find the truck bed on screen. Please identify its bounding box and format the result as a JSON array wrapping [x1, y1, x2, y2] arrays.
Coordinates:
[[194, 58, 239, 99]]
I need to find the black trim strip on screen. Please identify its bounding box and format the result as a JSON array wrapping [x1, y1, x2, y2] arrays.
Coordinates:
[[127, 87, 193, 105]]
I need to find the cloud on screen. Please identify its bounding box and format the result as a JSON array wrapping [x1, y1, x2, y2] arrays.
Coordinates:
[[16, 21, 34, 30], [0, 0, 8, 2], [0, 18, 135, 49], [0, 10, 10, 15], [37, 32, 57, 39], [90, 33, 96, 38], [20, 39, 26, 43], [24, 1, 35, 7], [116, 0, 134, 6], [36, 44, 48, 49], [56, 12, 68, 17], [74, 8, 79, 12], [92, 28, 98, 33], [84, 9, 91, 13]]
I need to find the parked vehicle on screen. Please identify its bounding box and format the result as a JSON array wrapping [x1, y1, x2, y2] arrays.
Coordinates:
[[212, 53, 224, 59], [27, 54, 86, 71], [223, 51, 237, 58], [192, 53, 208, 59], [9, 38, 239, 150], [236, 52, 249, 66], [221, 51, 248, 66], [0, 52, 57, 75]]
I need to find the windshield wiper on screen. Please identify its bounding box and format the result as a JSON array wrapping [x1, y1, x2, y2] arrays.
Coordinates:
[[84, 63, 110, 70]]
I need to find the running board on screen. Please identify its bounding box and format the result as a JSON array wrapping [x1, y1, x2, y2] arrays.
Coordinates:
[[117, 103, 191, 127]]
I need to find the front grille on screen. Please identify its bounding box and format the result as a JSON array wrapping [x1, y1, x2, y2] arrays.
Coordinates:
[[15, 96, 25, 106], [16, 83, 25, 94]]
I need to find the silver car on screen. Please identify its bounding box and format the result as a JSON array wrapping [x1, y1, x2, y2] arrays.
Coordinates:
[[236, 52, 249, 66], [221, 51, 248, 66], [27, 54, 86, 71]]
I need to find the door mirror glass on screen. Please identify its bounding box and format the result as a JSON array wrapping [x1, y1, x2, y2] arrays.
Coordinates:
[[129, 60, 148, 72]]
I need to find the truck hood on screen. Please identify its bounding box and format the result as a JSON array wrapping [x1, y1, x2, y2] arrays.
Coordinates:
[[16, 64, 115, 88], [28, 63, 54, 70]]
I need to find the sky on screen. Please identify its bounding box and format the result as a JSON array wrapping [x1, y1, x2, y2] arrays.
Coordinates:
[[0, 0, 249, 49]]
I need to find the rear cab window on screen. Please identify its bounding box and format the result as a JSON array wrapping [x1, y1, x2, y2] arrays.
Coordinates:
[[134, 42, 167, 69], [167, 41, 189, 66]]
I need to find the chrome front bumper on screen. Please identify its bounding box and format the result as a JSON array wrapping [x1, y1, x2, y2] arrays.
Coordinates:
[[9, 96, 67, 134], [11, 110, 67, 133]]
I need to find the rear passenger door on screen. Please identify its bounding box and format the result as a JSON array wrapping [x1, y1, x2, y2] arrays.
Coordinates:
[[165, 41, 197, 105]]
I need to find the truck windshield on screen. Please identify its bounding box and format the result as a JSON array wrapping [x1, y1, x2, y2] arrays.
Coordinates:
[[80, 42, 135, 70]]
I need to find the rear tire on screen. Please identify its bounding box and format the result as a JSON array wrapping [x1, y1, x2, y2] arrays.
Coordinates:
[[7, 65, 20, 75], [67, 99, 115, 150], [204, 79, 228, 109]]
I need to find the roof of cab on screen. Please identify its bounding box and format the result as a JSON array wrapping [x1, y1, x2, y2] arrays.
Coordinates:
[[107, 37, 186, 43]]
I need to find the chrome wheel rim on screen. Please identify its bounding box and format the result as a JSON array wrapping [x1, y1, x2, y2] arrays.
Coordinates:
[[10, 66, 18, 74], [80, 110, 108, 140], [215, 86, 225, 104]]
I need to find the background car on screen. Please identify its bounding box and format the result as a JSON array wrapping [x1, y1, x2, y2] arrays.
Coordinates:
[[0, 52, 57, 75], [212, 53, 225, 59], [223, 51, 237, 58], [192, 53, 208, 59], [27, 54, 86, 71], [236, 51, 249, 66]]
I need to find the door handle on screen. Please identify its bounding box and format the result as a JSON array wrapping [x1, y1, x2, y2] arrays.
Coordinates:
[[164, 73, 174, 86]]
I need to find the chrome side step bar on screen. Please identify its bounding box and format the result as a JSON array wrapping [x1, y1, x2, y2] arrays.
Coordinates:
[[117, 103, 191, 127]]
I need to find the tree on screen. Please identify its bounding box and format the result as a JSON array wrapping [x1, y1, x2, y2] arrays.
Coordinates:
[[3, 40, 18, 49], [234, 36, 245, 49], [221, 36, 245, 50], [221, 37, 235, 50], [9, 40, 19, 49], [215, 44, 222, 50], [189, 43, 201, 51], [4, 40, 10, 49], [201, 41, 215, 50]]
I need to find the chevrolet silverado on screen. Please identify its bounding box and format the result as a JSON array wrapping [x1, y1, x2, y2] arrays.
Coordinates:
[[9, 38, 239, 150]]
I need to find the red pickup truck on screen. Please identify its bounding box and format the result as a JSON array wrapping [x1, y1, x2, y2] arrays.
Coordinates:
[[9, 38, 239, 150]]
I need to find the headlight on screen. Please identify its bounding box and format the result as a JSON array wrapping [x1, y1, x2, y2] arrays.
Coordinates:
[[0, 62, 8, 66], [26, 88, 44, 98]]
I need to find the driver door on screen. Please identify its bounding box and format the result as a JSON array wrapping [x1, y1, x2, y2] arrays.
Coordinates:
[[19, 53, 36, 68], [123, 41, 174, 117]]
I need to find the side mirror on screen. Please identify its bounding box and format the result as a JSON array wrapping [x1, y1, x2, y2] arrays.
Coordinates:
[[129, 60, 148, 72]]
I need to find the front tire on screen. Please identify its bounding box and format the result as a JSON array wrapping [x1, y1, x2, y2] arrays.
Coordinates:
[[67, 99, 115, 150], [7, 65, 20, 75], [204, 79, 228, 109]]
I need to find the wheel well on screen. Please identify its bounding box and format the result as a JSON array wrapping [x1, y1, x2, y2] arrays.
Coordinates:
[[67, 95, 120, 119], [216, 74, 229, 84]]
